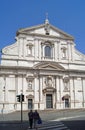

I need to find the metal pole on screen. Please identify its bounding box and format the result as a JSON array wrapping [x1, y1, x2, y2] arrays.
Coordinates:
[[21, 94, 23, 123]]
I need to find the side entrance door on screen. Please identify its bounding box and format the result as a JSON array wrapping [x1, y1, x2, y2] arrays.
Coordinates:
[[65, 98, 69, 108], [46, 94, 53, 108], [28, 99, 33, 109]]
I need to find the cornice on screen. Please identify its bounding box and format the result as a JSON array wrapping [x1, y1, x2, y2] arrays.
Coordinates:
[[18, 32, 74, 41], [17, 23, 74, 40], [1, 57, 85, 66]]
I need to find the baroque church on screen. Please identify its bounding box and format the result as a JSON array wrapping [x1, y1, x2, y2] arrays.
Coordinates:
[[0, 18, 85, 113]]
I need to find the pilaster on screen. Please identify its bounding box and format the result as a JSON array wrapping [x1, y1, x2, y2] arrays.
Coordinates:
[[18, 38, 24, 58], [82, 78, 85, 107], [57, 41, 61, 61], [34, 39, 38, 60], [38, 40, 41, 60]]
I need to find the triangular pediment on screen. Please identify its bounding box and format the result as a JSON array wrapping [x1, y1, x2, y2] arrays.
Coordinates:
[[17, 23, 74, 40], [33, 62, 65, 70]]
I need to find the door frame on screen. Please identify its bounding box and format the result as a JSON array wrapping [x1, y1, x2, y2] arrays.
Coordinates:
[[46, 94, 53, 109], [28, 99, 33, 109], [65, 98, 69, 108]]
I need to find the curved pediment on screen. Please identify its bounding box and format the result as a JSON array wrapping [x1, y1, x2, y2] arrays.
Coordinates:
[[26, 94, 34, 99], [33, 62, 65, 70], [62, 94, 70, 100]]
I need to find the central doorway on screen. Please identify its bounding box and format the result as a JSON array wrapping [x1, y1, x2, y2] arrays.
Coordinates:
[[46, 94, 53, 108]]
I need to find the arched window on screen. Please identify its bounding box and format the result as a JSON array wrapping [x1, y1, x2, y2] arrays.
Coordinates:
[[45, 46, 51, 57]]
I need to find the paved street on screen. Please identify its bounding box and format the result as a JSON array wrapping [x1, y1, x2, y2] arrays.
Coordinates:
[[62, 113, 85, 130], [27, 120, 69, 130], [62, 120, 85, 130], [0, 120, 69, 130], [0, 122, 28, 130], [0, 109, 85, 130]]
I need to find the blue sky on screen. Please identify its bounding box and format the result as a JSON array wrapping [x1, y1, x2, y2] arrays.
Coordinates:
[[0, 0, 85, 55]]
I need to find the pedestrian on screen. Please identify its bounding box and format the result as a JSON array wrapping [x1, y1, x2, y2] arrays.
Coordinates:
[[28, 109, 34, 129], [33, 110, 40, 129]]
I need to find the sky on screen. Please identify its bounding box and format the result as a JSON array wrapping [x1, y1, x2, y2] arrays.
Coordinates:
[[0, 0, 85, 56]]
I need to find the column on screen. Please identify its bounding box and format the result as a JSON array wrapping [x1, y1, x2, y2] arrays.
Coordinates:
[[82, 78, 85, 107], [34, 39, 38, 60], [23, 38, 26, 58], [57, 76, 61, 108], [4, 76, 6, 102], [34, 77, 38, 102], [2, 76, 6, 110], [18, 38, 23, 58], [39, 76, 43, 102], [71, 43, 75, 61], [69, 77, 71, 108], [54, 41, 57, 61], [34, 76, 40, 109], [52, 44, 54, 60], [57, 41, 61, 61], [38, 75, 44, 110], [15, 75, 18, 100], [73, 77, 75, 108], [38, 40, 41, 60], [59, 76, 63, 108], [55, 76, 57, 109], [67, 42, 71, 61]]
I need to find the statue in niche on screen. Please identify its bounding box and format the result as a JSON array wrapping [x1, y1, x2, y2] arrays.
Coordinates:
[[64, 82, 68, 91], [63, 77, 69, 91], [44, 76, 53, 87], [26, 43, 33, 56], [28, 80, 32, 89], [26, 75, 33, 90], [48, 77, 52, 87]]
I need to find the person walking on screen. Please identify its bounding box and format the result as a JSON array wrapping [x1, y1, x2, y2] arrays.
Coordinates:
[[33, 110, 40, 129], [28, 109, 34, 129]]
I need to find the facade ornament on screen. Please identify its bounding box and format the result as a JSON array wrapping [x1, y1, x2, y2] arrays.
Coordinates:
[[44, 13, 50, 35], [26, 73, 34, 81], [44, 76, 53, 87], [63, 76, 69, 91], [43, 76, 56, 93], [26, 73, 34, 90], [43, 86, 56, 93], [26, 94, 34, 98]]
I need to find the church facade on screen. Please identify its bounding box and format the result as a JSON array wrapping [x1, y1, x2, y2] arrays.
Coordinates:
[[0, 19, 85, 113]]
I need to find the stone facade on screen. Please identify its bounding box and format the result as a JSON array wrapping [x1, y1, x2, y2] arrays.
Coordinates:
[[0, 19, 85, 113]]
